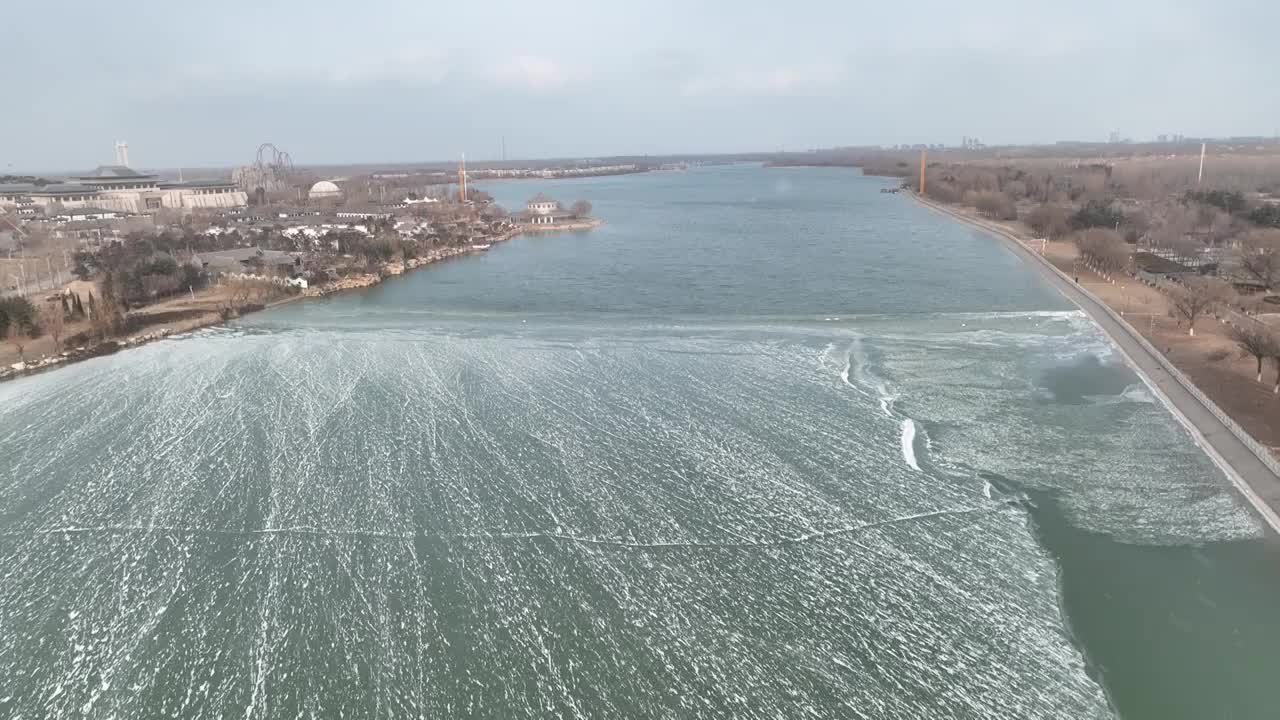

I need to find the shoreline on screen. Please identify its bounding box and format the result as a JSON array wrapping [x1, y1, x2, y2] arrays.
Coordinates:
[[514, 217, 604, 233], [913, 193, 1280, 533], [0, 219, 601, 386]]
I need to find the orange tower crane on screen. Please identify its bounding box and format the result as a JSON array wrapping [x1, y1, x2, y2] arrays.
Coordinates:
[[458, 154, 467, 202]]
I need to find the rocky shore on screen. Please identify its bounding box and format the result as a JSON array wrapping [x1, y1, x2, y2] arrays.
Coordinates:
[[516, 217, 604, 233]]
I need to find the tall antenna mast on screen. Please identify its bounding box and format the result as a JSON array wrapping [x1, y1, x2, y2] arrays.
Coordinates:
[[1197, 142, 1206, 185]]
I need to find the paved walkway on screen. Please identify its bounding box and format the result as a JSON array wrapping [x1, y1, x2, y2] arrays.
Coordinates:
[[916, 196, 1280, 533]]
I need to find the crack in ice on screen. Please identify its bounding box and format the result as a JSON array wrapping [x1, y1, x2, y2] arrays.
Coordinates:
[[4, 502, 1018, 549]]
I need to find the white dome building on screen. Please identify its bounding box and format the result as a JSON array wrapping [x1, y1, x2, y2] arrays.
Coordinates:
[[308, 180, 342, 201]]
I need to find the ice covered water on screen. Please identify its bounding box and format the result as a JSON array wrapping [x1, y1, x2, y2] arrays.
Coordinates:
[[0, 166, 1271, 719]]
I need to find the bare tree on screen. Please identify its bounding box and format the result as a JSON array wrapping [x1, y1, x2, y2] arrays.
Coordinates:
[[218, 277, 257, 317], [570, 200, 593, 218], [1237, 229, 1280, 290], [1168, 278, 1223, 336], [1074, 228, 1129, 274], [972, 191, 1016, 220], [1209, 211, 1236, 246], [142, 273, 179, 300], [8, 331, 26, 363], [1195, 204, 1218, 232], [40, 300, 65, 354], [1080, 172, 1108, 200], [90, 294, 123, 340], [1099, 239, 1131, 274], [1026, 204, 1072, 239], [1232, 326, 1278, 382], [1149, 203, 1194, 250], [1124, 208, 1151, 240]]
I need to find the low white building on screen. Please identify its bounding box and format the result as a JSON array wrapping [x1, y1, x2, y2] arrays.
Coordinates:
[[53, 207, 120, 222], [0, 164, 247, 215], [526, 193, 559, 214], [75, 166, 247, 212], [517, 194, 575, 225], [0, 183, 102, 210], [334, 210, 393, 221]]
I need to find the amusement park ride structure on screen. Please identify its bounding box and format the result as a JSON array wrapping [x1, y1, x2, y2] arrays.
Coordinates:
[[232, 143, 295, 202]]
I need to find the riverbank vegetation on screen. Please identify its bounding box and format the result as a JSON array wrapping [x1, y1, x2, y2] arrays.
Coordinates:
[[1, 192, 602, 379], [876, 150, 1280, 317]]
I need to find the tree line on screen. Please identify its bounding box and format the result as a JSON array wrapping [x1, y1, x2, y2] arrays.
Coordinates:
[[1, 291, 97, 362]]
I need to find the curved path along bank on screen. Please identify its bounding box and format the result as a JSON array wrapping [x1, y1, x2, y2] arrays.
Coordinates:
[[915, 194, 1280, 533]]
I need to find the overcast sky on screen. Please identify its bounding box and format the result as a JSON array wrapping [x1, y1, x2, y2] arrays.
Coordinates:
[[4, 0, 1276, 171]]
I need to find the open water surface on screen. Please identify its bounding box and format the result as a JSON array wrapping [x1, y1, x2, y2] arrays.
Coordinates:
[[1, 165, 1276, 718]]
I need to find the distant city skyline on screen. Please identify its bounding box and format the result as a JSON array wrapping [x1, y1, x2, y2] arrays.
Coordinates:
[[4, 0, 1277, 171]]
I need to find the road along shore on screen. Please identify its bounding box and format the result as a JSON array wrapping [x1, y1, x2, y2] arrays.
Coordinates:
[[914, 193, 1280, 534]]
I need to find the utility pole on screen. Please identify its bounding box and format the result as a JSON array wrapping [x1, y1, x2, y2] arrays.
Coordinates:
[[918, 150, 927, 194], [1197, 142, 1206, 185]]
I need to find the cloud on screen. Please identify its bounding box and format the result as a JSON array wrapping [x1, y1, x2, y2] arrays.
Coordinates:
[[4, 0, 1278, 168], [326, 48, 453, 86], [488, 55, 578, 93], [127, 47, 455, 101], [680, 63, 844, 98]]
